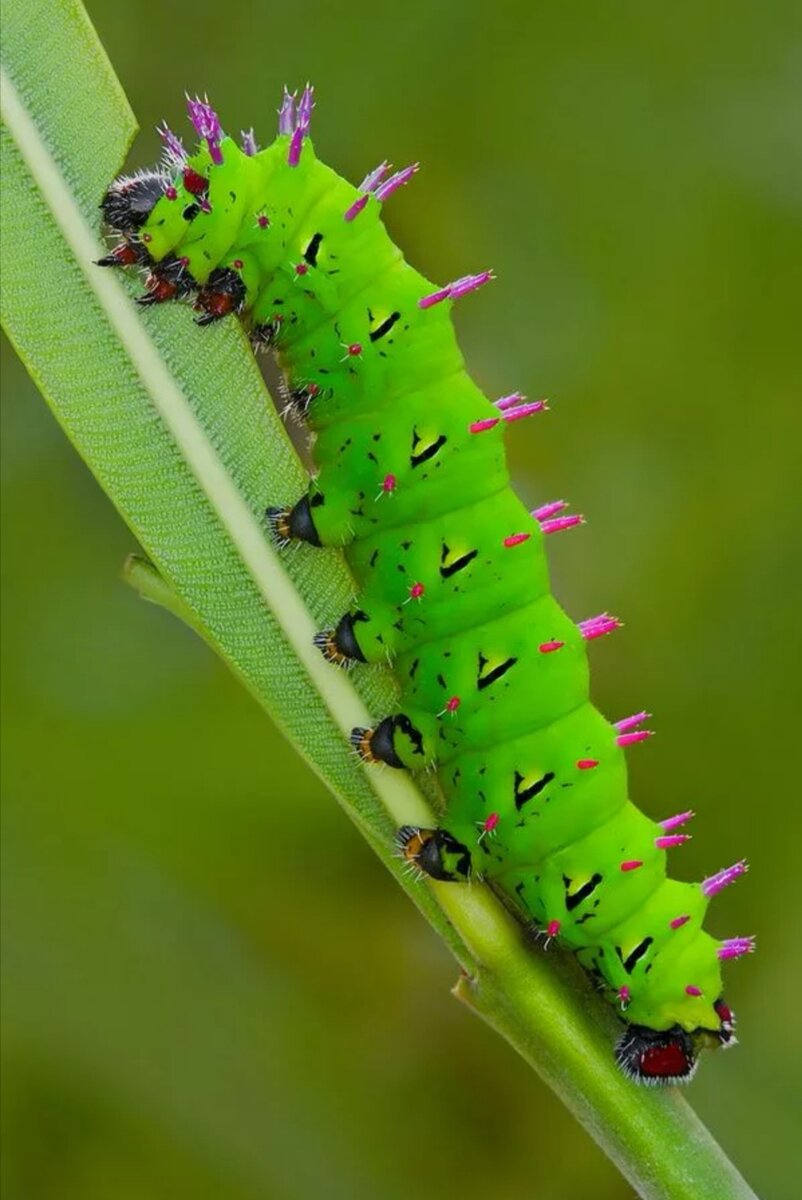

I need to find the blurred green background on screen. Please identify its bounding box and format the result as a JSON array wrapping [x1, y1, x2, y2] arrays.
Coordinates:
[[2, 1, 801, 1196]]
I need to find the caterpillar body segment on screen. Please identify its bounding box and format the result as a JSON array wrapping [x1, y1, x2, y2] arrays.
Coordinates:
[[101, 89, 751, 1084]]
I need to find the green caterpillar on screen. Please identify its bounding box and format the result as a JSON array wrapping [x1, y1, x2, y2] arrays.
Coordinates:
[[100, 88, 752, 1084]]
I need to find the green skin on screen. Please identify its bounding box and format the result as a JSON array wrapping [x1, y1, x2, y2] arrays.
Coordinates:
[[130, 131, 728, 1038]]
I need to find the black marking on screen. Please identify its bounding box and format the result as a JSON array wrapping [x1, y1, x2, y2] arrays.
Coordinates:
[[370, 311, 400, 342], [617, 937, 654, 975], [410, 431, 448, 468], [563, 872, 603, 912], [304, 232, 323, 267], [439, 543, 478, 579], [477, 653, 518, 691], [514, 770, 555, 810]]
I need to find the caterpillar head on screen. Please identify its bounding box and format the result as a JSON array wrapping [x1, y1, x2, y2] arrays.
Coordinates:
[[101, 170, 167, 235], [615, 1025, 698, 1085], [616, 999, 737, 1084]]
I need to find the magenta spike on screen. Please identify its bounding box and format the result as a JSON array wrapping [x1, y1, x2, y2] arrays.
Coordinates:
[[617, 729, 653, 748], [579, 614, 621, 640], [532, 500, 568, 522], [685, 985, 703, 997], [495, 391, 526, 411], [540, 513, 583, 535], [660, 809, 695, 832], [546, 919, 561, 938], [670, 914, 691, 930], [617, 985, 631, 1004], [503, 532, 531, 548], [469, 417, 500, 434], [502, 400, 549, 423], [241, 128, 258, 156], [374, 163, 419, 202], [615, 711, 651, 734], [620, 859, 644, 872], [157, 121, 186, 163], [359, 161, 392, 193], [186, 95, 223, 165], [278, 88, 296, 135], [297, 83, 315, 132], [419, 270, 494, 309], [344, 195, 370, 222], [483, 811, 500, 834], [577, 758, 599, 771], [717, 936, 756, 961], [288, 124, 305, 167], [702, 861, 748, 898], [539, 639, 565, 654], [655, 834, 691, 849]]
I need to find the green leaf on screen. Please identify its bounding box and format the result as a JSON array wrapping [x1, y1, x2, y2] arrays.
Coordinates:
[[0, 3, 757, 1197]]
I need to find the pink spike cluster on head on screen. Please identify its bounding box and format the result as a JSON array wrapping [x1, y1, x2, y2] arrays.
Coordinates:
[[532, 500, 568, 522], [157, 121, 186, 163], [660, 809, 695, 832], [617, 729, 653, 748], [502, 399, 549, 423], [495, 391, 526, 411], [186, 95, 223, 164], [540, 513, 583, 535], [241, 128, 258, 156], [419, 270, 494, 309], [374, 163, 419, 202], [718, 936, 756, 961], [702, 861, 748, 898], [278, 87, 296, 135], [579, 614, 621, 641], [655, 833, 691, 849], [287, 83, 315, 167], [615, 711, 651, 734]]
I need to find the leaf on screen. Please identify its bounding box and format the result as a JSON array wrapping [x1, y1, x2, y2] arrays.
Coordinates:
[[0, 3, 757, 1197]]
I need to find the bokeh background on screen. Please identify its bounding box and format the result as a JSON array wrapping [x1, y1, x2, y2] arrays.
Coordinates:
[[3, 1, 801, 1196]]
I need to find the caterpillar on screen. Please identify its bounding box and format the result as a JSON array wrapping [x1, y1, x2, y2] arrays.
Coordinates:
[[99, 87, 752, 1084]]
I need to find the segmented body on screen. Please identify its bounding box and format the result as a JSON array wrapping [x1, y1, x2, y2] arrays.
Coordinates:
[[100, 90, 750, 1082]]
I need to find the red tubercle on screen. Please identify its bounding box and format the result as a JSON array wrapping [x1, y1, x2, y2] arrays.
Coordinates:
[[503, 532, 531, 548], [546, 919, 561, 938], [445, 695, 460, 713], [670, 914, 691, 930], [294, 262, 309, 275], [232, 259, 244, 270], [685, 985, 703, 997], [483, 812, 500, 834], [381, 473, 397, 494], [538, 640, 565, 654], [469, 417, 500, 434], [576, 759, 599, 771], [182, 167, 208, 195], [617, 986, 631, 1005], [408, 582, 425, 600], [164, 185, 178, 201], [257, 214, 270, 229], [347, 342, 363, 357], [620, 860, 644, 872]]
